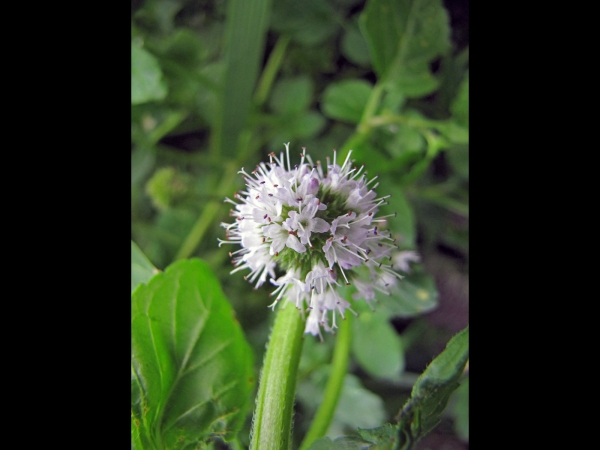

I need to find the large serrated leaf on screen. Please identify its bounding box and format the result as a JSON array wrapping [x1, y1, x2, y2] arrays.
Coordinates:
[[131, 259, 254, 449], [395, 326, 469, 448], [269, 76, 314, 114], [359, 0, 450, 97], [131, 240, 160, 294]]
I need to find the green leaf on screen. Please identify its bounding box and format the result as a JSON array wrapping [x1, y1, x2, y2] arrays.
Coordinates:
[[357, 424, 396, 449], [269, 76, 314, 114], [386, 125, 424, 158], [132, 0, 182, 35], [270, 0, 339, 47], [307, 423, 396, 450], [381, 89, 406, 115], [132, 42, 168, 105], [331, 374, 387, 435], [352, 308, 404, 380], [306, 424, 396, 450], [395, 326, 469, 448], [156, 28, 206, 66], [450, 374, 469, 442], [322, 80, 373, 124], [381, 272, 438, 318], [308, 436, 374, 450], [349, 137, 396, 175], [131, 240, 159, 294], [297, 369, 386, 444], [359, 0, 450, 97], [291, 111, 327, 137], [268, 111, 327, 151], [388, 72, 439, 99], [132, 413, 153, 449], [131, 259, 255, 448], [308, 328, 468, 450], [341, 22, 371, 67]]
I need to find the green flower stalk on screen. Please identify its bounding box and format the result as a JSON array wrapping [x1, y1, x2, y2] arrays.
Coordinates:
[[249, 303, 305, 450]]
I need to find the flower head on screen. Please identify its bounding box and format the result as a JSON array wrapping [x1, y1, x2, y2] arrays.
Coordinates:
[[219, 143, 407, 338]]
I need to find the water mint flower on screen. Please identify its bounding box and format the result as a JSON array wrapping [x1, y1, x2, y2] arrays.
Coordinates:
[[219, 143, 404, 338]]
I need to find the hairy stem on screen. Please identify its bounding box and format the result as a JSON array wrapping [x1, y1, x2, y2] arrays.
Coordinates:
[[250, 305, 305, 450]]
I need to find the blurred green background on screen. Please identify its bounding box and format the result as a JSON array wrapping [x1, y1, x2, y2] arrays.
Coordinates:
[[132, 0, 468, 448]]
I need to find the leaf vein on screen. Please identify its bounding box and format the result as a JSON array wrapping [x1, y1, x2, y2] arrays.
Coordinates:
[[164, 379, 241, 432], [178, 287, 211, 373], [182, 338, 233, 378]]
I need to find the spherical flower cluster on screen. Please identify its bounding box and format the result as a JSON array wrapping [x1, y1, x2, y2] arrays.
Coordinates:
[[219, 143, 405, 338]]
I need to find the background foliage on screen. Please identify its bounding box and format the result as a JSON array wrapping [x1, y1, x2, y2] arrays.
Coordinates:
[[132, 0, 468, 448]]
